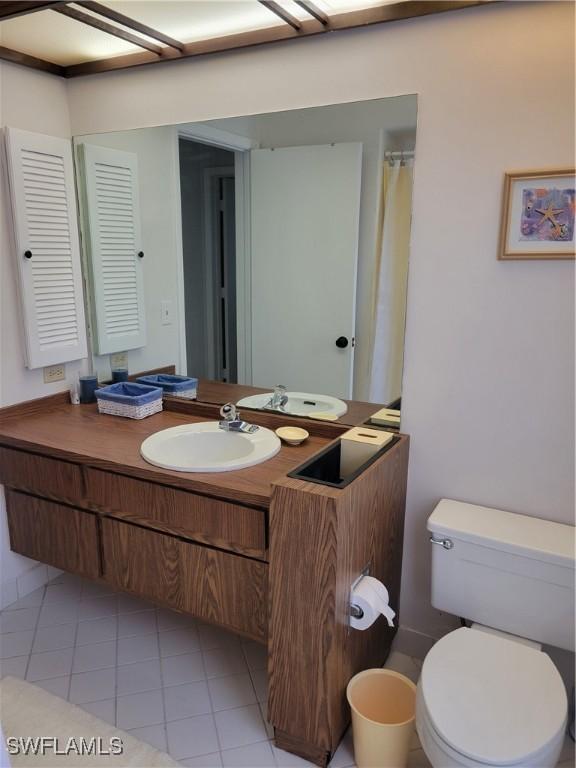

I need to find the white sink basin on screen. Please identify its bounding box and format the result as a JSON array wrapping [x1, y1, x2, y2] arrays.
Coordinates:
[[140, 421, 281, 473], [237, 391, 348, 419]]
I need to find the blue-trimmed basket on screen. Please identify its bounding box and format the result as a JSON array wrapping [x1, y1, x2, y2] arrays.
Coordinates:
[[95, 382, 163, 420], [136, 374, 198, 400]]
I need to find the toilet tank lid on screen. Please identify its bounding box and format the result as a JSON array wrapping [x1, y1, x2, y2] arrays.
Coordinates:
[[428, 499, 575, 567]]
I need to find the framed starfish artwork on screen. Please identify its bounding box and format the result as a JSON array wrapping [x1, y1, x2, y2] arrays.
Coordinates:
[[498, 169, 575, 259]]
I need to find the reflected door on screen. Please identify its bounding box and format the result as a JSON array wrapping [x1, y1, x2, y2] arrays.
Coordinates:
[[249, 143, 362, 398]]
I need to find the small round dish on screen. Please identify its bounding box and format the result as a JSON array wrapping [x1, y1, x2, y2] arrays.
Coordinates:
[[309, 412, 338, 421], [275, 426, 309, 446]]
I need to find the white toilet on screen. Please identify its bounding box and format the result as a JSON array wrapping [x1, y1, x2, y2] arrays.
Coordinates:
[[416, 499, 575, 768]]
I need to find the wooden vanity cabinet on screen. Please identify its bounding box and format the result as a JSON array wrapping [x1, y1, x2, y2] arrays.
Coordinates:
[[5, 489, 101, 579], [0, 397, 410, 768], [267, 436, 410, 766], [102, 518, 268, 641], [84, 468, 267, 559], [0, 446, 84, 506], [0, 445, 269, 641]]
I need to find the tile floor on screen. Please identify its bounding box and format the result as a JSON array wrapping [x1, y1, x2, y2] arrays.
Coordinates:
[[0, 573, 573, 768]]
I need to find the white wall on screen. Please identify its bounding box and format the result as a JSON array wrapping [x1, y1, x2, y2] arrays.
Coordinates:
[[76, 127, 184, 381], [0, 62, 84, 603], [0, 62, 87, 405], [66, 1, 575, 644]]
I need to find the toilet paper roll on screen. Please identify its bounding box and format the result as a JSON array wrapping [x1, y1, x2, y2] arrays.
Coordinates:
[[350, 576, 396, 630]]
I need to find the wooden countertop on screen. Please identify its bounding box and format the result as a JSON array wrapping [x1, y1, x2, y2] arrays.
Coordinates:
[[0, 397, 336, 509], [195, 379, 387, 428]]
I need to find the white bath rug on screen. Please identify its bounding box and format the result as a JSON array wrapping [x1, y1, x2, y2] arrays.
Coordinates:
[[0, 677, 177, 767]]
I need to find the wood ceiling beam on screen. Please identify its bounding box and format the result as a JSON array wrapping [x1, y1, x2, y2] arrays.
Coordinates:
[[0, 1, 67, 21], [1, 1, 493, 79], [258, 1, 302, 31], [63, 1, 491, 78], [0, 45, 64, 75], [53, 5, 165, 56], [76, 1, 185, 52], [294, 1, 329, 27]]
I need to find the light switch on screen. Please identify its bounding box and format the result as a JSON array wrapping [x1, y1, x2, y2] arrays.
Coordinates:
[[161, 301, 173, 326]]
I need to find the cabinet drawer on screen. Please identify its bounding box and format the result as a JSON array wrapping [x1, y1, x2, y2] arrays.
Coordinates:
[[0, 446, 84, 505], [6, 490, 100, 579], [85, 468, 267, 559], [102, 518, 268, 641]]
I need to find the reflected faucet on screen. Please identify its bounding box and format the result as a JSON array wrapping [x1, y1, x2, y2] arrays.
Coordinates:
[[265, 385, 288, 412], [218, 403, 259, 434]]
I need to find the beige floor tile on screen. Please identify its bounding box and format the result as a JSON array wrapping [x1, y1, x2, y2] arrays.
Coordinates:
[[164, 680, 212, 721], [222, 740, 275, 767], [214, 704, 268, 750], [166, 714, 220, 760]]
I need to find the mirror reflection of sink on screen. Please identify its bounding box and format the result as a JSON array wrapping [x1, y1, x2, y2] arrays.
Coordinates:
[[140, 422, 281, 473], [236, 392, 348, 419]]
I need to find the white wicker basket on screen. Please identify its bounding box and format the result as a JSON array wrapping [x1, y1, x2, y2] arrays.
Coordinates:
[[97, 397, 163, 420], [169, 387, 197, 400]]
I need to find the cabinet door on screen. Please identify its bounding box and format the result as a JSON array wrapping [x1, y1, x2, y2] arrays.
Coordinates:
[[4, 128, 88, 368], [6, 490, 100, 578], [76, 143, 146, 355], [102, 518, 268, 641]]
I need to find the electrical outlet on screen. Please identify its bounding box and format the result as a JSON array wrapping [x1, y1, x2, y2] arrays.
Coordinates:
[[43, 364, 65, 384], [161, 300, 173, 326], [110, 352, 128, 368]]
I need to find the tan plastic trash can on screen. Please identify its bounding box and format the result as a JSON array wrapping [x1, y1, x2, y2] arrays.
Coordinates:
[[346, 668, 416, 768]]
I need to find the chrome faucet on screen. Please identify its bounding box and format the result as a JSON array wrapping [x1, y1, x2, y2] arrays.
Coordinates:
[[264, 384, 288, 412], [218, 403, 259, 434]]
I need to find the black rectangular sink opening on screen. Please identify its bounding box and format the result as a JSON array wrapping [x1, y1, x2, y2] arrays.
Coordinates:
[[361, 419, 400, 433], [288, 435, 400, 489]]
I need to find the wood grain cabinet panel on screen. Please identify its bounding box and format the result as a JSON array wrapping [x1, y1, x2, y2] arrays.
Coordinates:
[[268, 436, 410, 764], [0, 446, 84, 505], [85, 468, 267, 559], [6, 490, 100, 578], [101, 518, 268, 641]]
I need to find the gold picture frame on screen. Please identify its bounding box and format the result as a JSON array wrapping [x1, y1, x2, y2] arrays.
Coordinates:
[[498, 168, 575, 260]]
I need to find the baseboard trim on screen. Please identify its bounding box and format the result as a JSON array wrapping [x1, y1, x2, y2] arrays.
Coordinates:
[[392, 625, 438, 660], [0, 563, 62, 610]]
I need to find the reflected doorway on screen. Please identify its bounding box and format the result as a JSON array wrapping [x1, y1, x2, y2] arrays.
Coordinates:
[[179, 138, 237, 382]]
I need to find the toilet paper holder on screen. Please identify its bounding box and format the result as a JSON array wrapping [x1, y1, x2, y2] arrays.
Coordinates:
[[350, 603, 364, 619], [349, 566, 371, 619], [348, 569, 396, 630]]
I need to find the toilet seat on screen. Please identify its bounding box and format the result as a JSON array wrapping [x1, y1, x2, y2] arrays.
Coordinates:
[[418, 627, 567, 766], [416, 688, 565, 768]]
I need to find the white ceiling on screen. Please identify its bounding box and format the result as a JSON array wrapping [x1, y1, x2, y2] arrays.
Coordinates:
[[0, 0, 400, 66]]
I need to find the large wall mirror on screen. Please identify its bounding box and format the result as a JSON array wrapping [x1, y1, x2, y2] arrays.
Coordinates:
[[73, 95, 417, 420]]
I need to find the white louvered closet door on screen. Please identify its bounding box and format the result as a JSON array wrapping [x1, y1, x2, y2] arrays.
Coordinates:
[[4, 128, 88, 369], [78, 143, 146, 355]]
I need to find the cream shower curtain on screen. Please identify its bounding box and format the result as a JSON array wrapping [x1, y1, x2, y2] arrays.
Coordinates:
[[368, 158, 413, 405]]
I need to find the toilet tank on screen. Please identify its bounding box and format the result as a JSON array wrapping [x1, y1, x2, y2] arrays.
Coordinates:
[[428, 499, 575, 651]]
